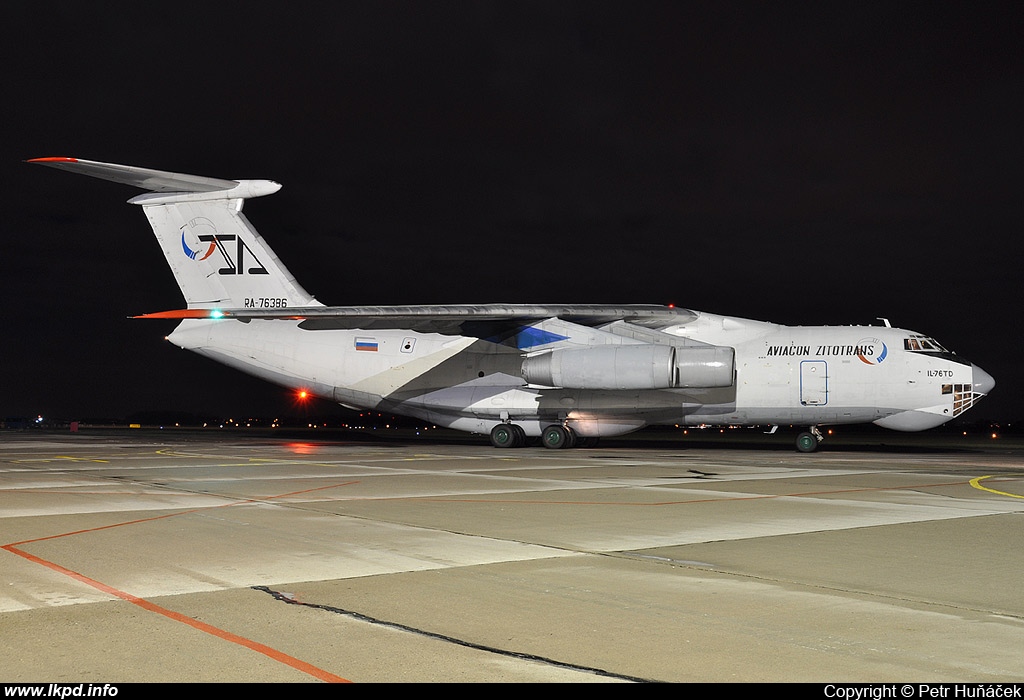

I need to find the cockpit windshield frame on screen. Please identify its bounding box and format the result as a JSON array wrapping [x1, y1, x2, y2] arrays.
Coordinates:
[[904, 335, 948, 353], [903, 335, 970, 366]]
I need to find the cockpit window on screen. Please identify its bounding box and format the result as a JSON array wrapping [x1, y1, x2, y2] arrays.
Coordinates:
[[904, 335, 948, 353], [904, 334, 970, 366]]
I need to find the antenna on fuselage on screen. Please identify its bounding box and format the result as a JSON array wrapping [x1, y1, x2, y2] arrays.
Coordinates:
[[877, 317, 892, 328]]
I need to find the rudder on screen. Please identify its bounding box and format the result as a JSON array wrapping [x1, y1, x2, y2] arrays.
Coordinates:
[[139, 196, 315, 310]]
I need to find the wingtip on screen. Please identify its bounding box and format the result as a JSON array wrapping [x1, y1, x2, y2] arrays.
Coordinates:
[[27, 157, 79, 164], [133, 309, 231, 319]]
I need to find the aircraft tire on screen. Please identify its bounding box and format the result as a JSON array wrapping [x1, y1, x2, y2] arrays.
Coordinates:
[[490, 424, 519, 448], [564, 428, 578, 449], [541, 425, 571, 449], [795, 431, 819, 453], [511, 424, 527, 447]]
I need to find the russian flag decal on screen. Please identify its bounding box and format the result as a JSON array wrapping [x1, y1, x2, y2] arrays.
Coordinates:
[[355, 337, 379, 352]]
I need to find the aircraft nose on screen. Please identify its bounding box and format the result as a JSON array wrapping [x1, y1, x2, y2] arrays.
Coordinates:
[[972, 364, 995, 395]]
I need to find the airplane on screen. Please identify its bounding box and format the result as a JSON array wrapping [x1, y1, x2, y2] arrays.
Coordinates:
[[30, 157, 995, 452]]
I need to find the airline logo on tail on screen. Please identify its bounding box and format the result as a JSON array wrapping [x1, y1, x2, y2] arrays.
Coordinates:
[[181, 232, 216, 261], [180, 220, 268, 275]]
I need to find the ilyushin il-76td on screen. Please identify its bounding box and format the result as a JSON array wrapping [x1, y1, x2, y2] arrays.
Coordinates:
[[31, 157, 995, 452]]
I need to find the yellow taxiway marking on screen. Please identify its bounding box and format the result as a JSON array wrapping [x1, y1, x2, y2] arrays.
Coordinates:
[[9, 456, 110, 464], [970, 475, 1024, 499]]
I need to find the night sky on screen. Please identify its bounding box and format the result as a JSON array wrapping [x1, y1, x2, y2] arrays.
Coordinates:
[[3, 3, 1021, 423]]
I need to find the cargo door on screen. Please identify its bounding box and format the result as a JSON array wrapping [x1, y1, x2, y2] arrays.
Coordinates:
[[800, 360, 828, 405]]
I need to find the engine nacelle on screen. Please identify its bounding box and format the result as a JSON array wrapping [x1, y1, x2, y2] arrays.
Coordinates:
[[674, 345, 734, 388], [521, 344, 734, 390]]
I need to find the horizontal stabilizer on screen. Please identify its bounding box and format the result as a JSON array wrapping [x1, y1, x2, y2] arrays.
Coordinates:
[[28, 157, 281, 203], [33, 156, 305, 308], [28, 157, 240, 193]]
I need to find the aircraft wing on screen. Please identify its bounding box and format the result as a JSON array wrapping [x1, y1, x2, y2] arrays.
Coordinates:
[[134, 304, 698, 334]]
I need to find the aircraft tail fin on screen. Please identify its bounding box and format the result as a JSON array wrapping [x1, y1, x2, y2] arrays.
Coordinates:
[[29, 157, 319, 311]]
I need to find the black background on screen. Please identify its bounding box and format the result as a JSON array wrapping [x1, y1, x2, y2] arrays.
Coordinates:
[[3, 3, 1019, 423]]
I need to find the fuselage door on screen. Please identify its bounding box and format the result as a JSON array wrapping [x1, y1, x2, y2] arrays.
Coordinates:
[[800, 360, 828, 405]]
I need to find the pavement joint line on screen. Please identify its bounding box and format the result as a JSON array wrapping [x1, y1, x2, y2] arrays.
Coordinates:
[[0, 542, 349, 682], [252, 585, 654, 683]]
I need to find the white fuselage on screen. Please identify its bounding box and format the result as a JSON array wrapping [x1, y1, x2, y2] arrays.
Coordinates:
[[32, 157, 995, 450], [166, 310, 992, 438]]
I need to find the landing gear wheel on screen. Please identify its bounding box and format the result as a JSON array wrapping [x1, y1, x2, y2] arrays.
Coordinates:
[[511, 424, 526, 447], [490, 424, 518, 448], [541, 424, 573, 449], [795, 431, 819, 453]]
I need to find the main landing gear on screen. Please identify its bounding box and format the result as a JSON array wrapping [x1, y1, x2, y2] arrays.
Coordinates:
[[541, 424, 575, 449], [489, 423, 527, 448], [489, 423, 598, 449], [795, 426, 824, 453]]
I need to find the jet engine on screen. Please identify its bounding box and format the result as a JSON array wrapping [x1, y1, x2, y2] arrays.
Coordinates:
[[521, 344, 734, 390]]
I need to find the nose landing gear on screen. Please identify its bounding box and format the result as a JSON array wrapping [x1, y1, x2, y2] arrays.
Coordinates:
[[796, 426, 824, 453]]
